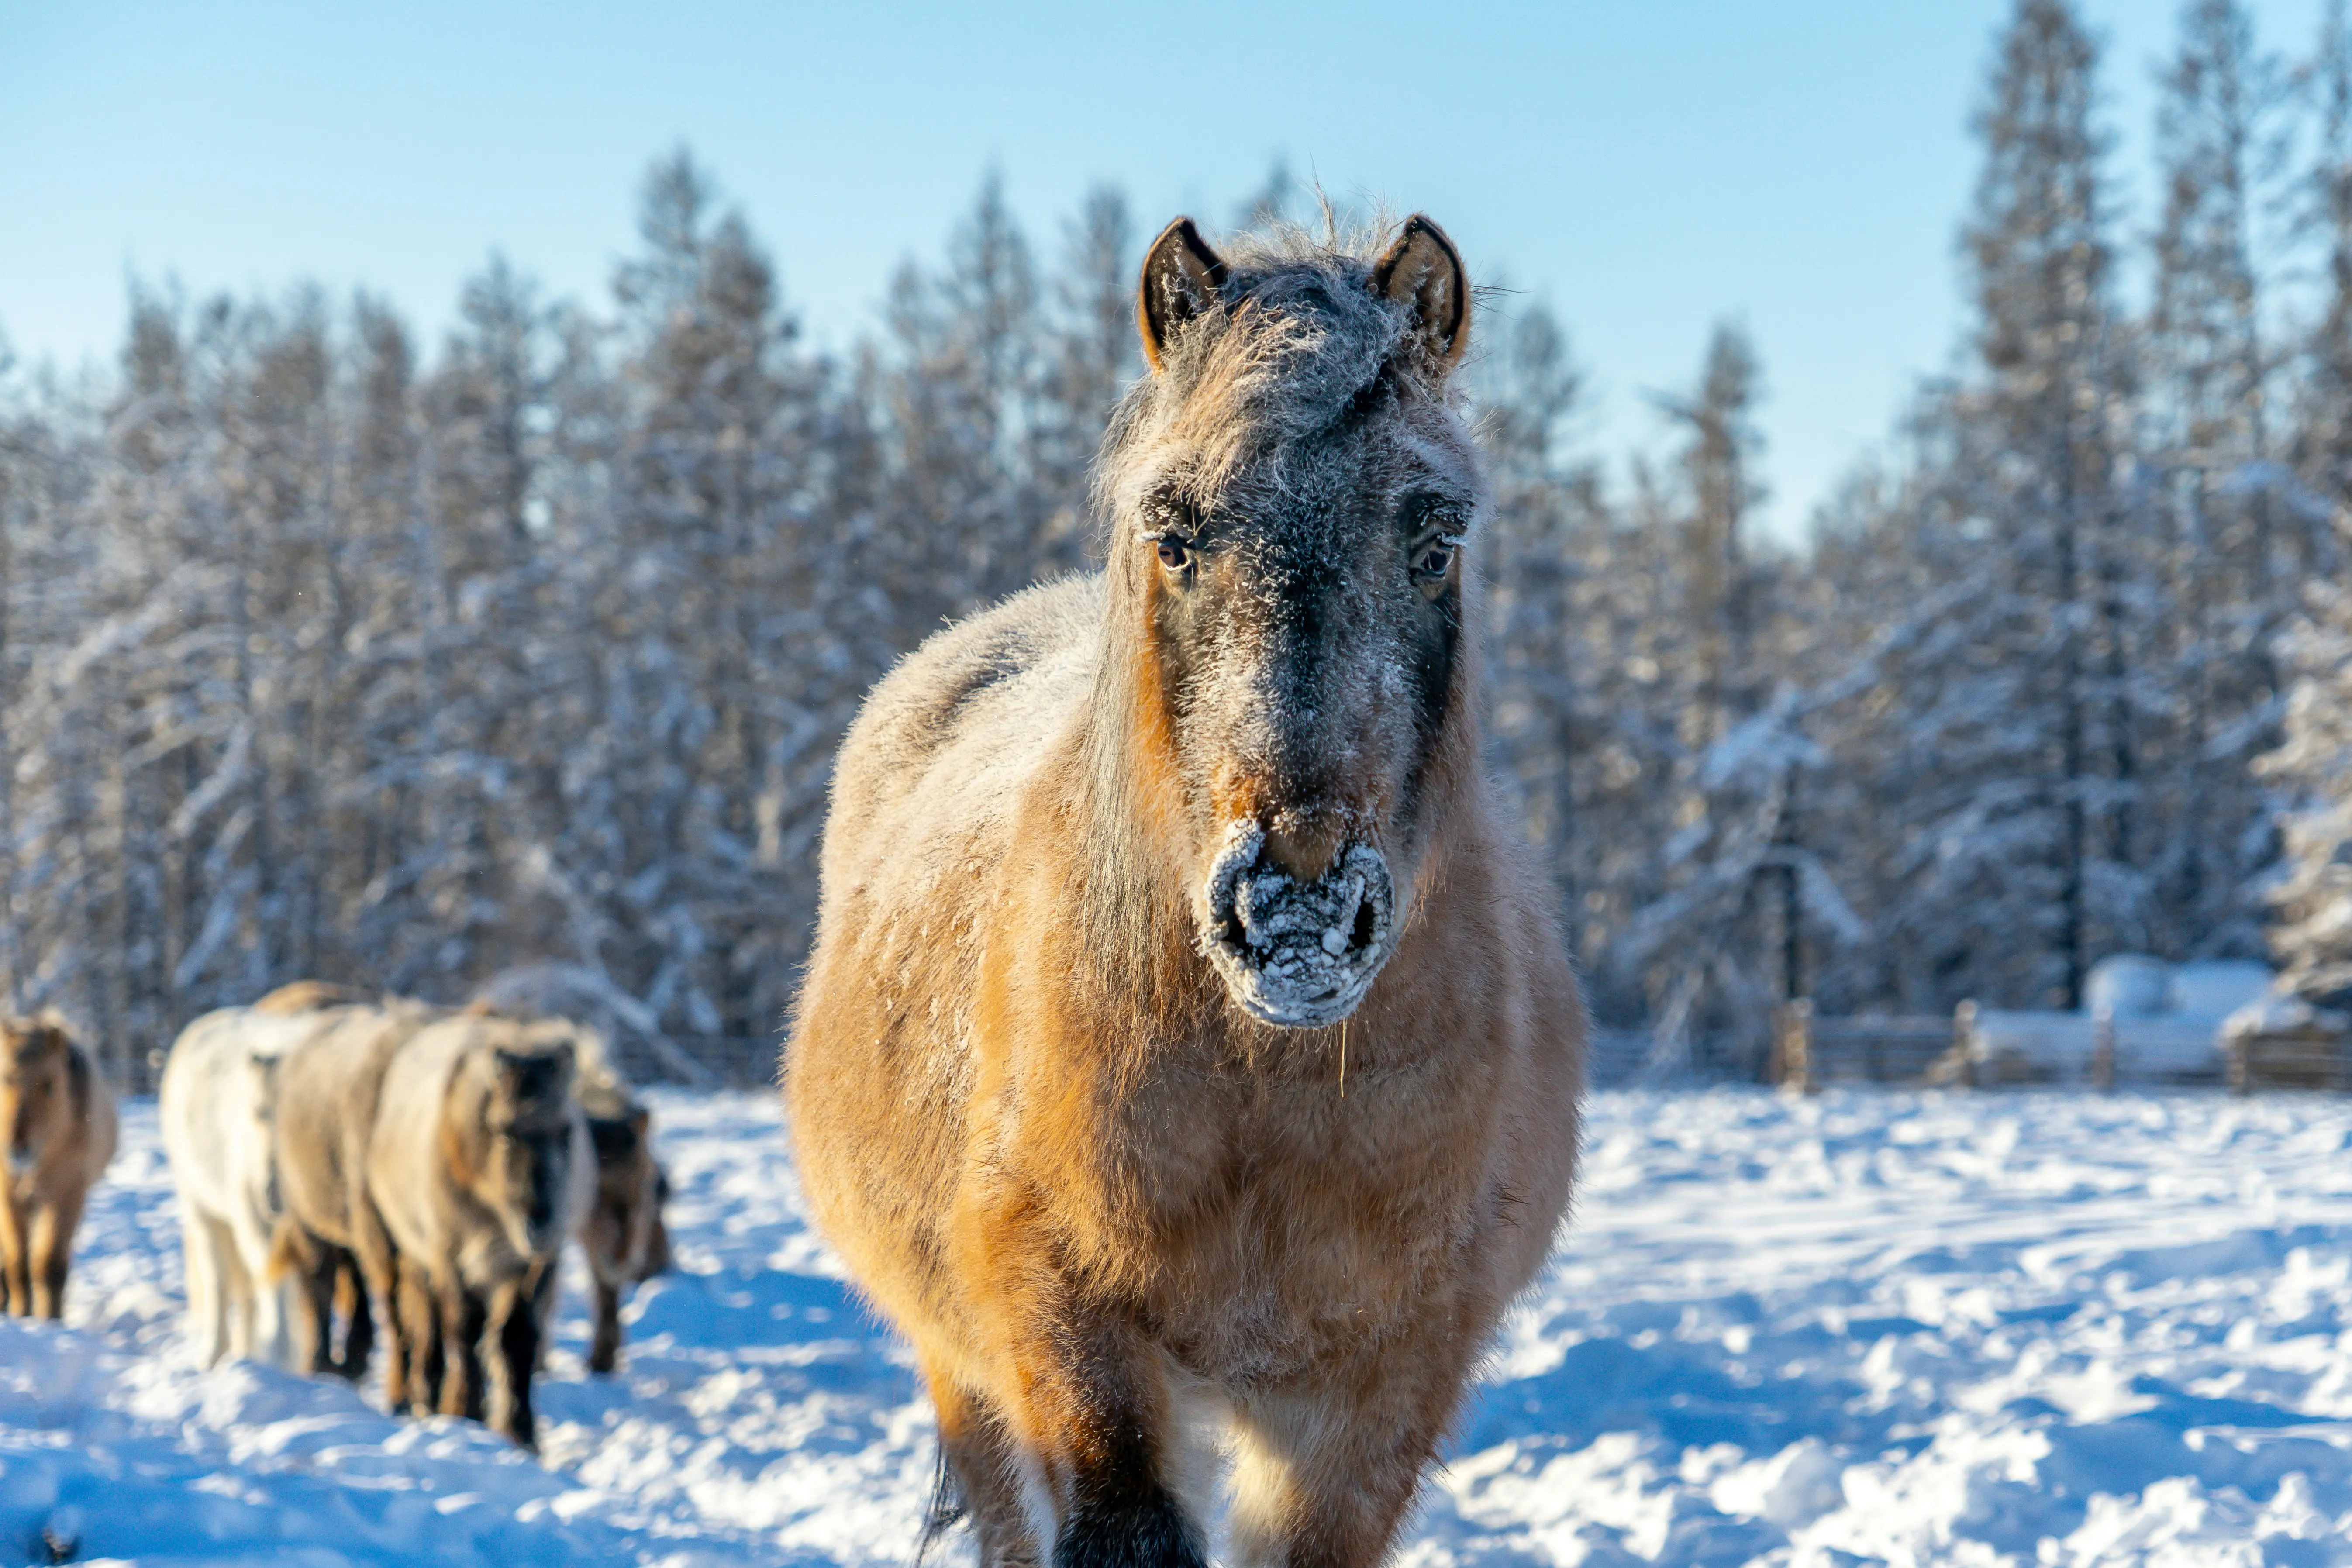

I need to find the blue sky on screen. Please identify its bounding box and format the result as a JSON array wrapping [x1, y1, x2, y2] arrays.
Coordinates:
[[0, 1, 2332, 538]]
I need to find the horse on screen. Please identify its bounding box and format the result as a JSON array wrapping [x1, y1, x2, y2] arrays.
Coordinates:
[[366, 1013, 588, 1446], [0, 1014, 117, 1319], [786, 214, 1583, 1568], [566, 1027, 670, 1375], [266, 994, 445, 1392], [160, 1006, 329, 1365]]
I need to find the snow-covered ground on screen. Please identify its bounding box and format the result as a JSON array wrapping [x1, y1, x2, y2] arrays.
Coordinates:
[[15, 1087, 2352, 1566]]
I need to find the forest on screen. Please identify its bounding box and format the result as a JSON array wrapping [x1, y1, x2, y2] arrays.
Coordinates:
[[1, 0, 2349, 1080]]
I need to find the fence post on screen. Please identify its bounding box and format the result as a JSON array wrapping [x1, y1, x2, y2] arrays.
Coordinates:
[[2092, 1011, 2116, 1093], [2229, 1030, 2252, 1096], [1953, 999, 1978, 1089], [1776, 999, 1815, 1096]]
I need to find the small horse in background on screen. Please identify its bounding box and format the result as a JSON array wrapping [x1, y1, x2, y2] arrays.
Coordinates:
[[788, 214, 1582, 1568], [367, 1014, 589, 1447], [0, 1015, 117, 1319], [161, 1006, 321, 1365], [567, 1027, 670, 1375]]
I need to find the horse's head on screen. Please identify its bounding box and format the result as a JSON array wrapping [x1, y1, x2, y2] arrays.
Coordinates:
[[448, 1024, 579, 1261], [0, 1016, 74, 1176], [1102, 214, 1478, 1030], [586, 1103, 669, 1283]]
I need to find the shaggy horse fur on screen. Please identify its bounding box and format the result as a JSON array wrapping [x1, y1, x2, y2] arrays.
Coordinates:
[[787, 215, 1582, 1568], [0, 1015, 117, 1318], [366, 1014, 588, 1447]]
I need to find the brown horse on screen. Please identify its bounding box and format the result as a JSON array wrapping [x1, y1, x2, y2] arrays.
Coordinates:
[[786, 214, 1583, 1568], [0, 1015, 117, 1319], [366, 1014, 586, 1447], [568, 1029, 670, 1375]]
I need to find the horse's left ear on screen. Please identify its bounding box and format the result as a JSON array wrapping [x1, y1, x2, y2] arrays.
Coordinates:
[[1372, 215, 1470, 374]]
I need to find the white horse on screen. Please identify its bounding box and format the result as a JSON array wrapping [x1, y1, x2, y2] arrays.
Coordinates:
[[159, 1008, 322, 1367]]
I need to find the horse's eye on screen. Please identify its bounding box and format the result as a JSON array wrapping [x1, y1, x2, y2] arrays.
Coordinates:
[[1415, 541, 1455, 579], [1156, 535, 1191, 571]]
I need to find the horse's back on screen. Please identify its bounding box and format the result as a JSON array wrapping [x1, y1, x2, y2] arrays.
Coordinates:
[[161, 1009, 318, 1207], [276, 1003, 438, 1237], [819, 573, 1102, 929]]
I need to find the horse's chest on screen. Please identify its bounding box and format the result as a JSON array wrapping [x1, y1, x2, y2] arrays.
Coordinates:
[[1083, 1085, 1485, 1378]]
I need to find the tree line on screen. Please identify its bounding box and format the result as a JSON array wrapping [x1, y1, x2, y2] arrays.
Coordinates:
[[2, 0, 2349, 1077]]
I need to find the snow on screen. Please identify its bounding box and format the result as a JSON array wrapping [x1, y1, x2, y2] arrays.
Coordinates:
[[19, 1086, 2352, 1565]]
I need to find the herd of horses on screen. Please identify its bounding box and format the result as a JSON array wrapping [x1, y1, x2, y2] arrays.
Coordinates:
[[0, 982, 668, 1450], [3, 212, 1583, 1567]]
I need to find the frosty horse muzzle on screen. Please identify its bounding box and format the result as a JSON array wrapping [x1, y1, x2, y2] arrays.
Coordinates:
[[1200, 824, 1395, 1027]]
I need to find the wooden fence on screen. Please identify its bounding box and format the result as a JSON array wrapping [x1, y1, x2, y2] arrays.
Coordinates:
[[2226, 1026, 2352, 1094], [1766, 1001, 1961, 1091], [1768, 1000, 2351, 1095]]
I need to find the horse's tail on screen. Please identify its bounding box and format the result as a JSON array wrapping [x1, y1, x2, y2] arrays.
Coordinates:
[[913, 1441, 966, 1568]]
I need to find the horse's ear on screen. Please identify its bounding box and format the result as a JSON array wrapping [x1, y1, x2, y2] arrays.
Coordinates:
[[1138, 217, 1229, 374], [1371, 214, 1470, 375]]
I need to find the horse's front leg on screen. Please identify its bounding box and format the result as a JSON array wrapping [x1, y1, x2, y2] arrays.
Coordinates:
[[922, 1358, 1042, 1568], [485, 1267, 549, 1448], [28, 1194, 82, 1320], [1226, 1346, 1478, 1568], [275, 1223, 337, 1372], [395, 1256, 443, 1416], [438, 1282, 489, 1422], [0, 1193, 28, 1316], [990, 1311, 1210, 1568], [352, 1206, 403, 1400], [586, 1274, 622, 1375]]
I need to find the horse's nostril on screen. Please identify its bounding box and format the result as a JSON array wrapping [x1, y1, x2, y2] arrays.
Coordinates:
[[1351, 896, 1379, 953]]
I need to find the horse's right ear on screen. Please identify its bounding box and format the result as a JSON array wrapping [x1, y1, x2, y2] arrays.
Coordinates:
[[1138, 217, 1229, 373]]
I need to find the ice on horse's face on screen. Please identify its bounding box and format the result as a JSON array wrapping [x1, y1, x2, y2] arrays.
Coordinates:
[[1127, 217, 1476, 1028]]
